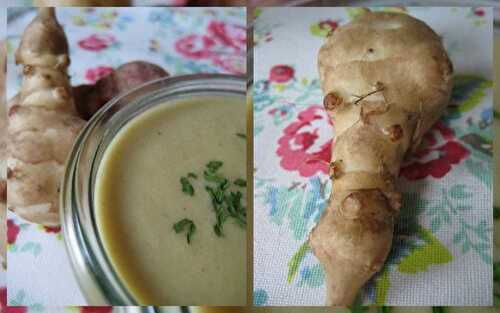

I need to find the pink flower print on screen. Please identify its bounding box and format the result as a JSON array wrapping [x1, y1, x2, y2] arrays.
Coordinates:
[[208, 21, 246, 51], [212, 54, 245, 74], [175, 34, 216, 59], [269, 65, 294, 83], [400, 121, 470, 180], [78, 34, 116, 52], [277, 105, 333, 177]]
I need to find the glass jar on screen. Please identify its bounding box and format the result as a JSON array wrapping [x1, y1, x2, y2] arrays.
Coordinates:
[[61, 74, 246, 305]]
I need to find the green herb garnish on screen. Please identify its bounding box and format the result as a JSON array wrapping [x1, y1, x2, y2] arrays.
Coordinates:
[[236, 133, 246, 139], [178, 161, 245, 240], [173, 218, 196, 244], [203, 170, 227, 185], [202, 161, 246, 237], [234, 178, 246, 187], [206, 160, 223, 172], [180, 177, 195, 196]]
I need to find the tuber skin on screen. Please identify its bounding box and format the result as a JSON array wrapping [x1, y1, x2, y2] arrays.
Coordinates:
[[309, 11, 453, 305], [7, 8, 86, 226], [73, 61, 169, 120]]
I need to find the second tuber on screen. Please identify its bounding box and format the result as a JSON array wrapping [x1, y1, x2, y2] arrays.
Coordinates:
[[309, 11, 453, 305], [73, 61, 169, 120]]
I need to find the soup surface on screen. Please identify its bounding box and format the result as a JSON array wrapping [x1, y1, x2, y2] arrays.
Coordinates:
[[96, 96, 247, 305]]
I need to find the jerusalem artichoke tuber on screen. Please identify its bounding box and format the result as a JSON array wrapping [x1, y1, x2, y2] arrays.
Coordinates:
[[73, 61, 169, 120], [309, 11, 453, 305], [7, 8, 85, 226]]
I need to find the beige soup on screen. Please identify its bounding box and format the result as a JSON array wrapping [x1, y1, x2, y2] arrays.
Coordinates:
[[95, 96, 247, 305]]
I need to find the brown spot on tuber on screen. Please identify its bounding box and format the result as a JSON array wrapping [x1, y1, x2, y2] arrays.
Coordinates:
[[6, 168, 13, 179], [341, 193, 362, 219], [385, 124, 403, 142], [323, 92, 343, 111], [8, 105, 20, 117], [0, 180, 6, 203], [385, 191, 402, 211], [23, 65, 34, 76], [368, 48, 374, 53], [340, 189, 396, 230], [329, 161, 343, 179]]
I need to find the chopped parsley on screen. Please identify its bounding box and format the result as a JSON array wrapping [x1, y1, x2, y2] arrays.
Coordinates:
[[203, 160, 246, 237], [177, 160, 247, 242], [234, 178, 246, 187], [206, 160, 223, 172], [180, 177, 194, 196], [173, 218, 196, 244]]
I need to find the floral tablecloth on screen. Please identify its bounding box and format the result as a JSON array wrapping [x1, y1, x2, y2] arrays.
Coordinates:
[[5, 6, 246, 309], [5, 1, 187, 6], [253, 7, 493, 306]]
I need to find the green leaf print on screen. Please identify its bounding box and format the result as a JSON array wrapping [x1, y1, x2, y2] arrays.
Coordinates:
[[20, 242, 42, 257], [464, 157, 491, 188], [265, 178, 328, 240], [449, 184, 473, 200], [310, 21, 338, 38], [287, 241, 310, 283], [398, 226, 453, 274], [374, 267, 391, 305], [451, 75, 492, 113]]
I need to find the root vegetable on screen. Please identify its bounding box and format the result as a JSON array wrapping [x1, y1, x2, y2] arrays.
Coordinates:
[[73, 61, 169, 120], [7, 8, 85, 226], [309, 11, 453, 305]]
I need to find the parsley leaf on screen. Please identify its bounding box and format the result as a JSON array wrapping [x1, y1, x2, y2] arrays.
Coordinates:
[[234, 178, 246, 187], [180, 177, 194, 196], [206, 160, 223, 172], [173, 218, 196, 244]]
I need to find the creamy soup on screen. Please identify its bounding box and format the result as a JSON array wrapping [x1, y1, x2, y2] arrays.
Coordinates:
[[95, 96, 247, 305]]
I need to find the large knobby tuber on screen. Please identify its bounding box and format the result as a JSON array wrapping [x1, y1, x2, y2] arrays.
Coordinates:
[[309, 11, 453, 305], [7, 9, 170, 226], [8, 8, 86, 226]]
